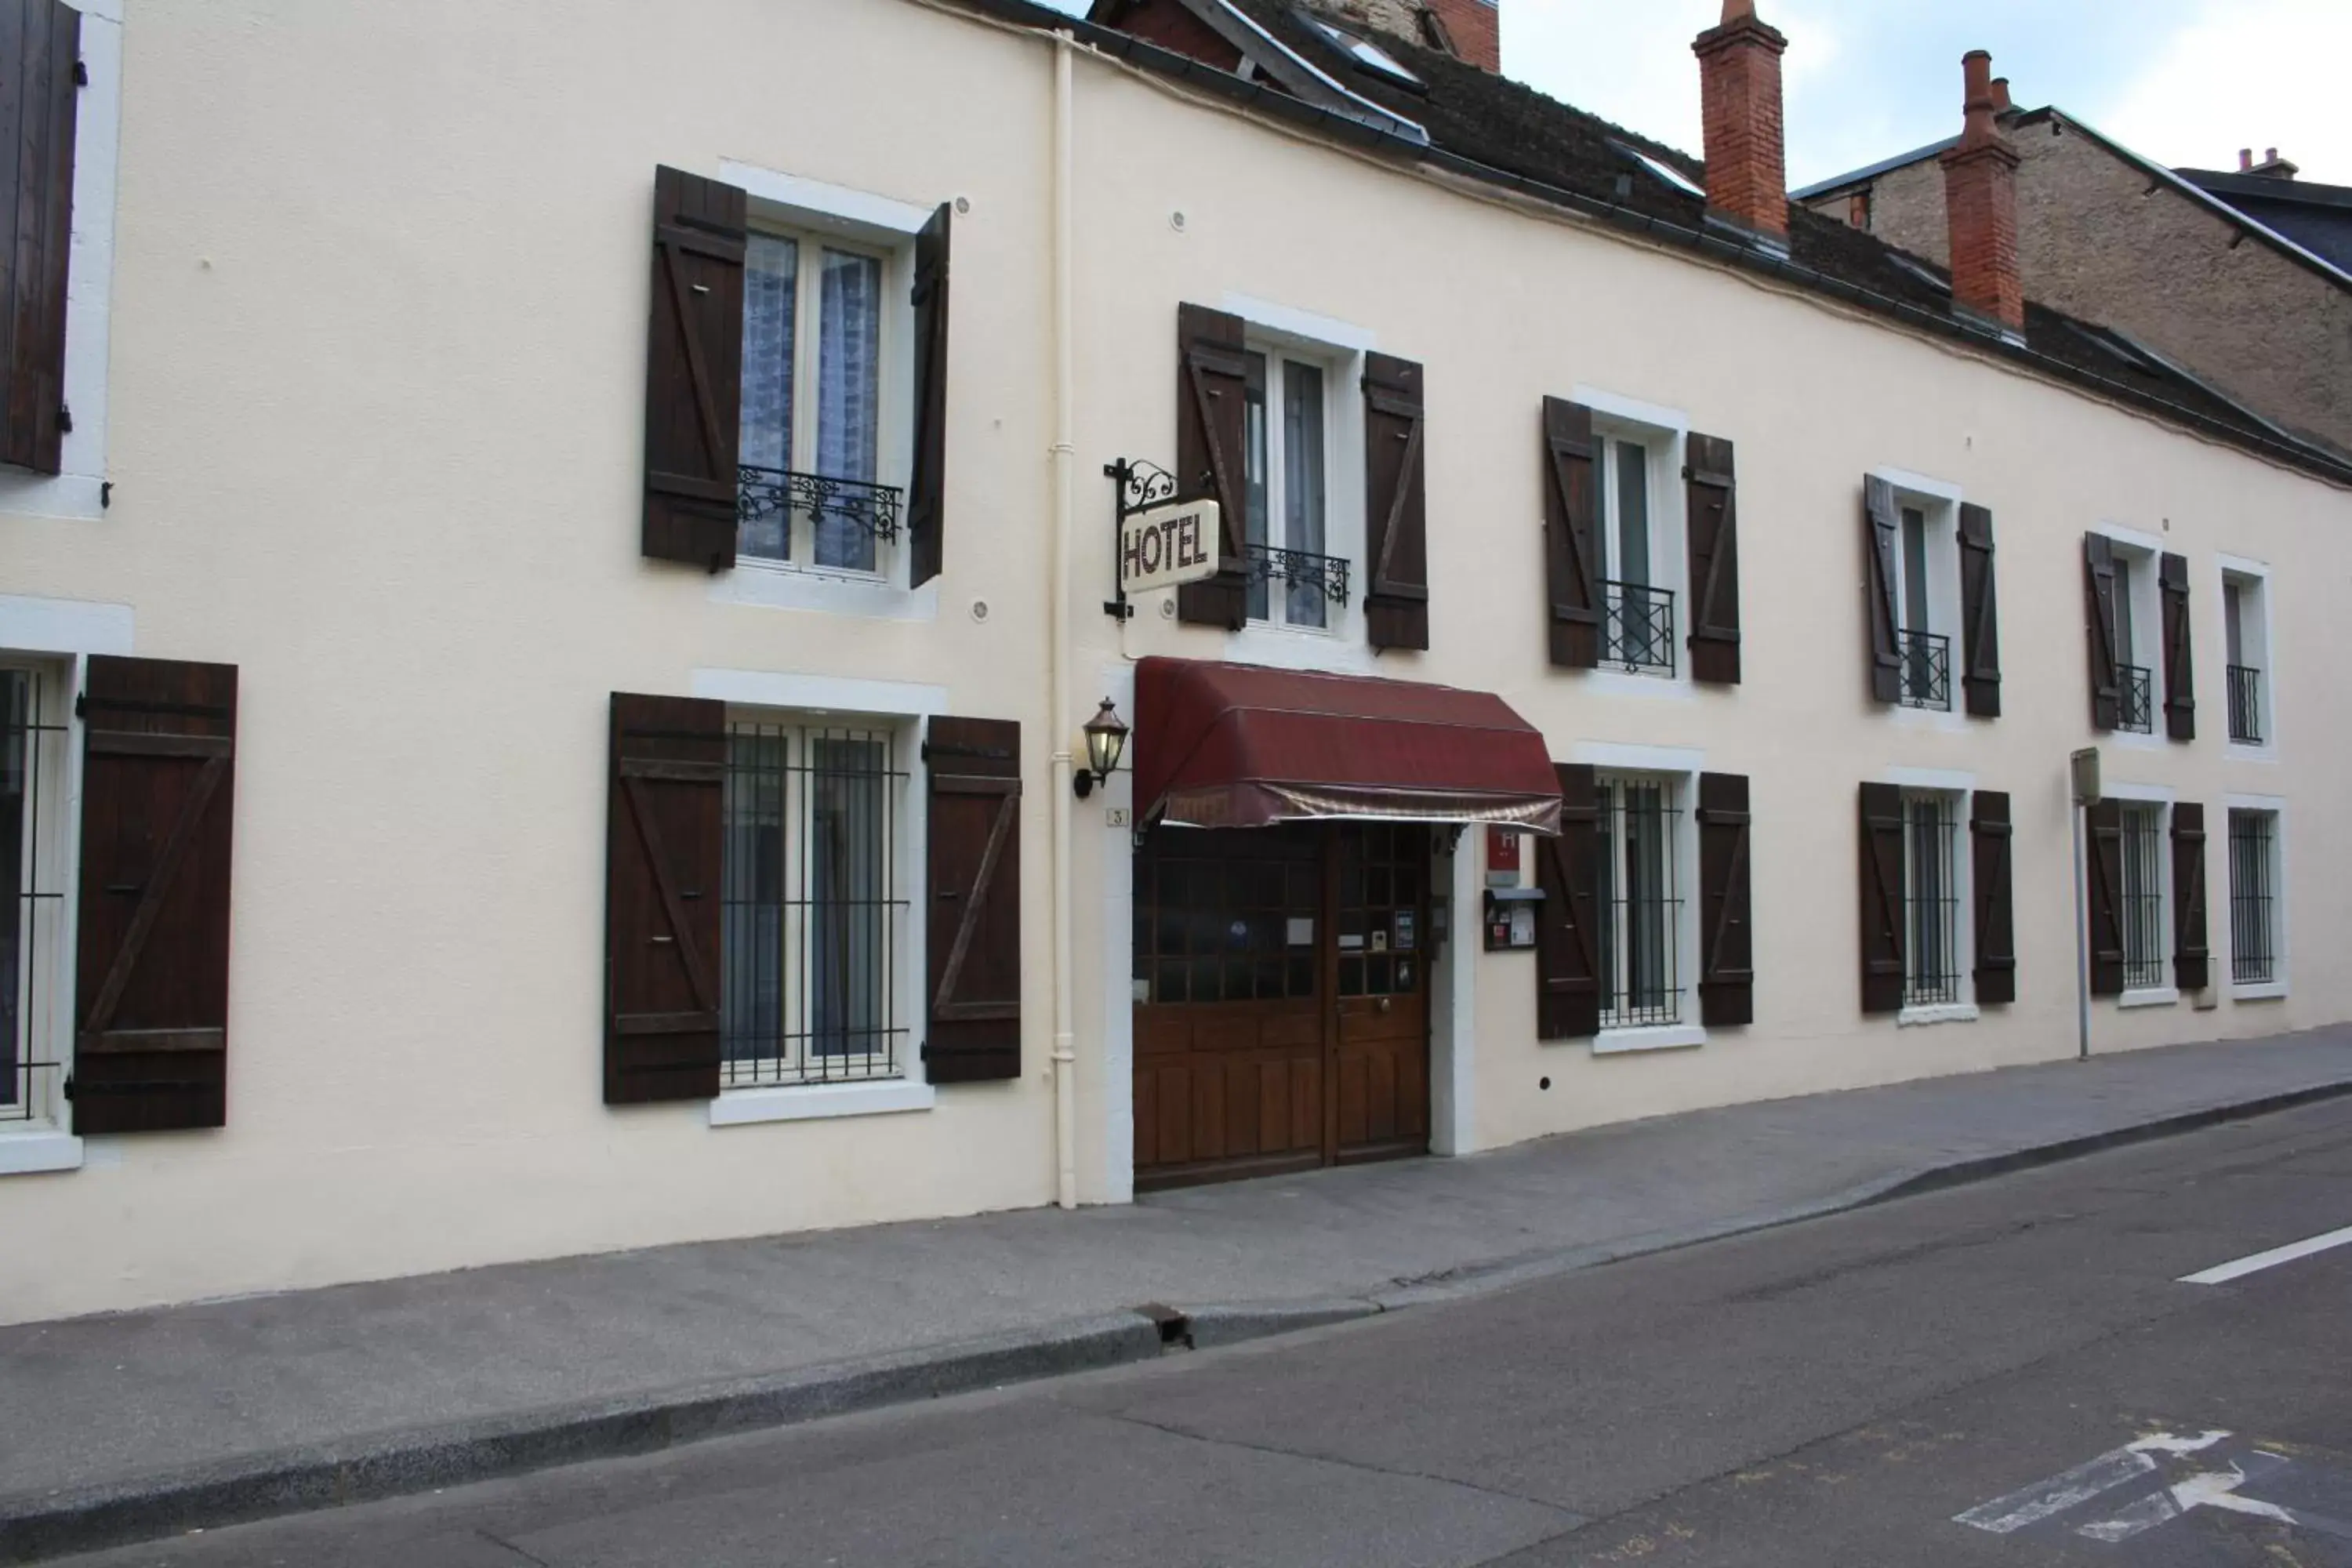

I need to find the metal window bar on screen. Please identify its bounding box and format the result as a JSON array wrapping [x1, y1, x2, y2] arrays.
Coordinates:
[[1597, 778, 1683, 1028], [2228, 809, 2277, 985], [3, 670, 67, 1124], [2226, 664, 2264, 745], [735, 466, 904, 562], [720, 721, 909, 1088], [1602, 581, 1676, 675], [1244, 544, 1352, 608], [1901, 793, 1962, 1006], [1896, 629, 1951, 711], [2119, 804, 2168, 991], [2117, 664, 2154, 735]]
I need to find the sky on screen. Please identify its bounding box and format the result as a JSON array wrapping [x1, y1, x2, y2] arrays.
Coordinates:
[[1031, 0, 2350, 187]]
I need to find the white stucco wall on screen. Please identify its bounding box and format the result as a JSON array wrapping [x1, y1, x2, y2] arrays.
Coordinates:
[[0, 0, 2345, 1323]]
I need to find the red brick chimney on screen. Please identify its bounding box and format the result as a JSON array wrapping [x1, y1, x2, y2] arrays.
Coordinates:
[[1693, 0, 1790, 241], [1418, 1, 1499, 73], [1940, 50, 2024, 332]]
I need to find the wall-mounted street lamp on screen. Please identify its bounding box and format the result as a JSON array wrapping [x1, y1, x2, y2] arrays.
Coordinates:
[[1073, 699, 1130, 799]]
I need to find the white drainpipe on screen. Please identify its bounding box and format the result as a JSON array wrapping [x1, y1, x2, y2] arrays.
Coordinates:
[[1048, 29, 1080, 1210]]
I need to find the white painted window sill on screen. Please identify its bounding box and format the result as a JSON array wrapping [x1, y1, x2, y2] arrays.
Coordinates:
[[709, 560, 938, 623], [709, 1080, 935, 1127], [1898, 1002, 1980, 1028], [1887, 702, 1968, 733], [0, 1130, 84, 1177], [2230, 981, 2289, 1003], [1577, 668, 1697, 703], [2105, 730, 2168, 753], [2118, 986, 2180, 1010], [2223, 742, 2278, 764], [1592, 1022, 1706, 1055]]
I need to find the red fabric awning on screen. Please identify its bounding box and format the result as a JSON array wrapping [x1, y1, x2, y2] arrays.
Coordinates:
[[1133, 658, 1563, 833]]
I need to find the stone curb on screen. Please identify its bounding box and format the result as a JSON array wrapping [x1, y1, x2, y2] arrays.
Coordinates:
[[6, 1074, 2348, 1562]]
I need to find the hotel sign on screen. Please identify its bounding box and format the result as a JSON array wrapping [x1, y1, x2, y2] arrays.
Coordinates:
[[1120, 499, 1221, 596]]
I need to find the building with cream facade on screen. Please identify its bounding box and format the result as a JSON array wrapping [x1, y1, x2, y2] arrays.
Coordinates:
[[0, 0, 2345, 1323]]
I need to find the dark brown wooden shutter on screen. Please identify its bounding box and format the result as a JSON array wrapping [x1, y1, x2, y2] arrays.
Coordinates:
[[2084, 532, 2122, 731], [641, 166, 746, 572], [604, 692, 724, 1104], [1, 0, 81, 475], [1857, 781, 1904, 1014], [2171, 801, 2209, 992], [70, 656, 236, 1134], [907, 201, 951, 589], [1174, 303, 1250, 629], [1683, 435, 1741, 684], [1970, 790, 2016, 1006], [926, 717, 1022, 1083], [1541, 398, 1601, 670], [2085, 797, 2124, 996], [1958, 503, 2002, 719], [2159, 551, 2195, 742], [1363, 351, 1428, 651], [1534, 763, 1600, 1040], [1696, 772, 1753, 1026], [1863, 477, 1901, 704]]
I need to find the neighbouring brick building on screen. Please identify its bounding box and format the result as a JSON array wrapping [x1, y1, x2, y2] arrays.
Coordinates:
[[1798, 103, 2352, 460]]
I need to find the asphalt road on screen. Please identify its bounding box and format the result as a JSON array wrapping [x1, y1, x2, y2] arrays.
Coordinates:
[[51, 1098, 2352, 1567]]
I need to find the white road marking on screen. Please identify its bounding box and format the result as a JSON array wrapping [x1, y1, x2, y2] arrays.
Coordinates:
[[1956, 1432, 2230, 1534], [2180, 1223, 2352, 1285], [2076, 1457, 2292, 1541]]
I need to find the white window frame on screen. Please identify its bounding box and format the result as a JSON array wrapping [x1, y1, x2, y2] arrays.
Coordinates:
[[1877, 767, 1978, 1026], [1870, 469, 1965, 727], [690, 670, 946, 1127], [2092, 524, 2165, 747], [735, 224, 899, 580], [707, 165, 938, 623], [0, 593, 129, 1177], [1216, 296, 1371, 667], [2, 659, 76, 1145], [1577, 389, 1692, 699], [2102, 781, 2177, 1007], [0, 0, 122, 523], [2223, 793, 2288, 1002], [1570, 742, 1705, 1054], [2217, 554, 2276, 759], [1241, 342, 1346, 637]]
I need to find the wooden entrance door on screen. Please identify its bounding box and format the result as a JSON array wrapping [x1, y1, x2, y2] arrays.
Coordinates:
[[1132, 822, 1431, 1189]]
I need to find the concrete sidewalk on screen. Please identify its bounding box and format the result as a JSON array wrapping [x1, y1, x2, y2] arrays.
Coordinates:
[[7, 1029, 2352, 1561]]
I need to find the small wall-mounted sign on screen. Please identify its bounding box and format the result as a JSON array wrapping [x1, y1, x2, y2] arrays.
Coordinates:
[[1120, 499, 1221, 595], [1106, 807, 1132, 829], [1486, 826, 1523, 889]]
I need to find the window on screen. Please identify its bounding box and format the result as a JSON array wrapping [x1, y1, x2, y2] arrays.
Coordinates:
[[1594, 433, 1675, 674], [2107, 545, 2158, 734], [1302, 15, 1423, 85], [1242, 349, 1342, 631], [2, 663, 69, 1131], [2118, 803, 2168, 990], [736, 228, 894, 575], [719, 716, 909, 1087], [1597, 775, 1684, 1026], [1901, 792, 1962, 1006], [2227, 808, 2280, 986], [1891, 501, 1955, 710], [2223, 571, 2269, 746], [1132, 828, 1319, 1006]]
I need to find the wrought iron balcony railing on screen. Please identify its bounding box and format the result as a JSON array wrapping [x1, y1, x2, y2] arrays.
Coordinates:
[[1244, 544, 1352, 605], [1896, 628, 1951, 710], [2118, 662, 2154, 734], [1602, 579, 1675, 674], [2227, 663, 2265, 745], [736, 466, 904, 550]]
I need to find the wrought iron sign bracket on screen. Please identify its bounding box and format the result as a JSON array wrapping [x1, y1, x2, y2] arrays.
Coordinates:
[[1104, 457, 1178, 621]]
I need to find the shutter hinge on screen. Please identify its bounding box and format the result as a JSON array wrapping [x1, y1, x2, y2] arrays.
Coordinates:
[[56, 405, 72, 435], [100, 480, 112, 510], [61, 1074, 74, 1102], [74, 691, 86, 720], [918, 1041, 930, 1062], [74, 59, 89, 87]]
